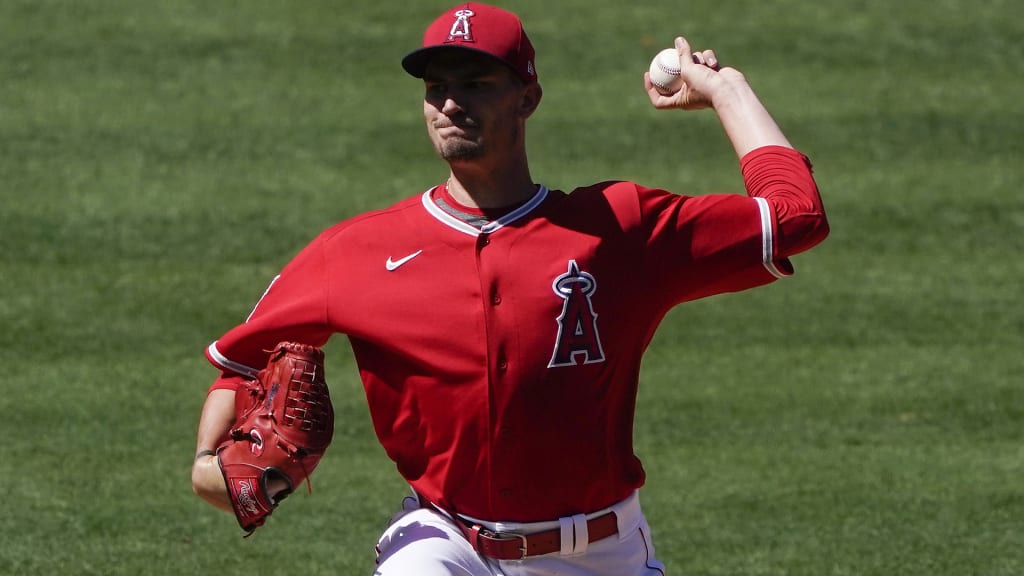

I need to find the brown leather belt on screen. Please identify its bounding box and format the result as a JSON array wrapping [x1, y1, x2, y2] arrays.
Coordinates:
[[452, 511, 619, 560]]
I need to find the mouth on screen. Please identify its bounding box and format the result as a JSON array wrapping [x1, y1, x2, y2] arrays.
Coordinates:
[[434, 117, 479, 134], [437, 124, 472, 135]]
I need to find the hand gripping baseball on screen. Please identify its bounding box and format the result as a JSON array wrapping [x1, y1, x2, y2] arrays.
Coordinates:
[[216, 342, 334, 534], [646, 36, 727, 111]]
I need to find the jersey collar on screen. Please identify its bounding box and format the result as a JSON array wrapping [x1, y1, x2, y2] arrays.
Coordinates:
[[421, 185, 549, 236]]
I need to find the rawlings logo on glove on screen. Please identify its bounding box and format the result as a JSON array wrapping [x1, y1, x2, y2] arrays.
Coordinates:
[[216, 342, 334, 534]]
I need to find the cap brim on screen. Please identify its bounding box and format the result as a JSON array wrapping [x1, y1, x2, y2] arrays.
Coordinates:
[[401, 45, 516, 79]]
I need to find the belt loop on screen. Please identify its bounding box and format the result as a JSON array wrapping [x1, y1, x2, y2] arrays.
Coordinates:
[[558, 516, 574, 555], [571, 513, 589, 555], [468, 524, 482, 552]]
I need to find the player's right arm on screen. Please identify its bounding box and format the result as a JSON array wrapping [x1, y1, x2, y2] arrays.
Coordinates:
[[640, 35, 828, 293], [645, 36, 792, 158]]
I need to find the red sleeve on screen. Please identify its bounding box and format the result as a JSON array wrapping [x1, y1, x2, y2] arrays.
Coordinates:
[[204, 234, 333, 392], [740, 146, 829, 258], [207, 372, 248, 394], [622, 146, 827, 306], [636, 187, 783, 303]]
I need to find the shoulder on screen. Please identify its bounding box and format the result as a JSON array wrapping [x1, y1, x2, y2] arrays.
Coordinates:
[[316, 191, 432, 245], [563, 180, 640, 198], [562, 179, 673, 212], [539, 181, 650, 234], [560, 180, 675, 205]]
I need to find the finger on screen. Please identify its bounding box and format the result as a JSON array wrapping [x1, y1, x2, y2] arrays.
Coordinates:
[[702, 50, 721, 71], [643, 72, 658, 96], [644, 72, 670, 105], [674, 36, 694, 68], [644, 72, 681, 109], [691, 50, 720, 71]]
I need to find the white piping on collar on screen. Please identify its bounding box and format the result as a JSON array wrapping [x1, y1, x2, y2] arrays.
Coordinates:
[[421, 185, 549, 236]]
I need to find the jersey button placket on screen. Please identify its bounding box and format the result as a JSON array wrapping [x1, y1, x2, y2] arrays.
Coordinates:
[[477, 229, 516, 508]]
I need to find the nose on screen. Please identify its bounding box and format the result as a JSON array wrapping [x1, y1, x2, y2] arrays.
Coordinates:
[[440, 96, 463, 116]]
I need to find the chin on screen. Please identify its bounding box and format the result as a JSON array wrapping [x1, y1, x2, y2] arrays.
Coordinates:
[[439, 141, 485, 162]]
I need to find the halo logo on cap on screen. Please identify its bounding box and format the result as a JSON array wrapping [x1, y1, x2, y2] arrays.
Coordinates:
[[447, 9, 475, 42]]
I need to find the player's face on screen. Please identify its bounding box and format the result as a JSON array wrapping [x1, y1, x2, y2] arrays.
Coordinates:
[[422, 52, 531, 163]]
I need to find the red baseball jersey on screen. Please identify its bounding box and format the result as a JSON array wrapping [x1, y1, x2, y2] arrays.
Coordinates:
[[205, 145, 828, 521]]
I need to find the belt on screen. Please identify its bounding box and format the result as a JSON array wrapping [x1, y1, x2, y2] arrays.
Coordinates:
[[452, 510, 619, 560]]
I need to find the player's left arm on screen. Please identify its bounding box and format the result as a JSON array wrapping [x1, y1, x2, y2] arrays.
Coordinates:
[[191, 387, 236, 512], [193, 234, 333, 514]]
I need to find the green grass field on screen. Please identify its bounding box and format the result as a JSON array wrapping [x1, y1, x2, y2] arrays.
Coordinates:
[[2, 1, 1022, 574]]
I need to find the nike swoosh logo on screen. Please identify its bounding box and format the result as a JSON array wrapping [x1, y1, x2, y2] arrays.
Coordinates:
[[385, 250, 423, 271]]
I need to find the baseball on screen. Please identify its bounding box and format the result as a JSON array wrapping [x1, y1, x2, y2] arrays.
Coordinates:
[[648, 48, 683, 96]]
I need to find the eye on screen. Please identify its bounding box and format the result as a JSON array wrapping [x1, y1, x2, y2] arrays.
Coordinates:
[[463, 78, 496, 92]]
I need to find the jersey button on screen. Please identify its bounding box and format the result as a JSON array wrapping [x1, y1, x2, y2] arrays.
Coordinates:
[[491, 294, 502, 305], [497, 360, 508, 372]]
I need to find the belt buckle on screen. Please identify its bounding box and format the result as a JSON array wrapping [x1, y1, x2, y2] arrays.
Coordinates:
[[490, 530, 528, 560]]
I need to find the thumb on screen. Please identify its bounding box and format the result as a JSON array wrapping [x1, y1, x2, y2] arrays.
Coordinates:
[[675, 36, 694, 70], [672, 35, 715, 110]]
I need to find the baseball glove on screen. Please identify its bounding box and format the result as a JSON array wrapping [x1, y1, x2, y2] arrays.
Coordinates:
[[217, 342, 334, 534]]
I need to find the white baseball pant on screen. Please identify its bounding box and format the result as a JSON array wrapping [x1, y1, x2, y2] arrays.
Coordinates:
[[373, 490, 666, 576]]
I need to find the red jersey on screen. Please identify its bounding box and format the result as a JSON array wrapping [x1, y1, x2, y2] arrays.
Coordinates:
[[205, 145, 828, 521]]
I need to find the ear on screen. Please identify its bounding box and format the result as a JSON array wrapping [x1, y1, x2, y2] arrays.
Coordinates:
[[518, 83, 543, 119]]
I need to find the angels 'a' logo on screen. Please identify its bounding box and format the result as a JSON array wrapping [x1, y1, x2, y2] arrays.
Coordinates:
[[548, 260, 606, 368], [446, 9, 475, 42]]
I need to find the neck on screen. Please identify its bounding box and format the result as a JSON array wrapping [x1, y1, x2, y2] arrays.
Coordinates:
[[445, 157, 536, 210]]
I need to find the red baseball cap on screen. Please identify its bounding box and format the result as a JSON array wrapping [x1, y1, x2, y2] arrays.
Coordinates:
[[402, 3, 538, 84]]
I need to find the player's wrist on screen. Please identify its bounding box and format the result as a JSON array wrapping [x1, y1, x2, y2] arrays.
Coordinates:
[[191, 450, 233, 512], [706, 71, 752, 111]]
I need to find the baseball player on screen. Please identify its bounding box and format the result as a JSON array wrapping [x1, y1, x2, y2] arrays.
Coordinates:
[[191, 3, 829, 575]]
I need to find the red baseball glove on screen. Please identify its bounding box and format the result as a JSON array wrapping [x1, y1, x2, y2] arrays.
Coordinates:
[[217, 342, 334, 534]]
